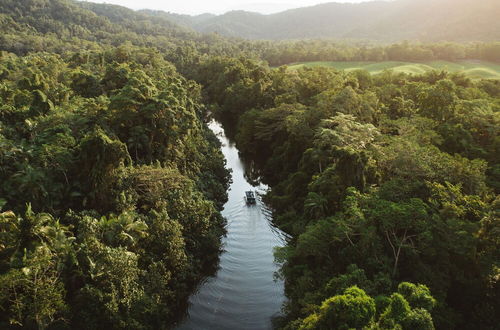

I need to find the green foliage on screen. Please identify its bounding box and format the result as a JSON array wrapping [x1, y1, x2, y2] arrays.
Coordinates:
[[298, 284, 435, 330], [0, 47, 229, 329], [300, 286, 376, 330], [0, 206, 71, 329], [0, 2, 498, 329], [315, 113, 380, 150], [397, 282, 436, 311], [210, 53, 499, 329], [379, 289, 435, 330], [0, 247, 68, 329]]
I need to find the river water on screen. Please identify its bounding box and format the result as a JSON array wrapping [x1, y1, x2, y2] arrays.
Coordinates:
[[176, 121, 287, 329]]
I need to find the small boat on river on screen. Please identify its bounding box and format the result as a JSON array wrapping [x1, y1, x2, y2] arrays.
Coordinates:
[[245, 191, 256, 205]]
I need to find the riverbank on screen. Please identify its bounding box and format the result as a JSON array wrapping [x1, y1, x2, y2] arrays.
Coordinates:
[[176, 121, 288, 330]]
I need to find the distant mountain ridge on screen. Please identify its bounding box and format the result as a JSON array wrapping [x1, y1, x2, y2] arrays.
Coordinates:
[[1, 0, 498, 59], [150, 0, 500, 41]]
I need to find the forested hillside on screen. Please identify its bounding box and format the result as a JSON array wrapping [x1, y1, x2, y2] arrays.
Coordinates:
[[165, 0, 500, 41], [1, 0, 499, 69], [0, 0, 498, 329]]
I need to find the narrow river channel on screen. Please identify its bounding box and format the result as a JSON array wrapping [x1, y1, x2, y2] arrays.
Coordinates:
[[176, 121, 287, 330]]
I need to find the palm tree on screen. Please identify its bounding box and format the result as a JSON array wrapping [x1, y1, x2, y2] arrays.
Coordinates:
[[99, 212, 148, 248], [304, 192, 328, 220]]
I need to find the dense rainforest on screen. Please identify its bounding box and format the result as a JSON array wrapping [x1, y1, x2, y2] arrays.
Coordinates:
[[198, 57, 500, 329], [0, 0, 499, 329], [0, 45, 232, 328]]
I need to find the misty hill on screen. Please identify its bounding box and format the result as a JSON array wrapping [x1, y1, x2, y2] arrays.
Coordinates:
[[163, 0, 500, 41], [0, 0, 198, 55]]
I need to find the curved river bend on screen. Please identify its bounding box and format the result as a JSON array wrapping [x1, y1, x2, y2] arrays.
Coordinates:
[[176, 121, 287, 330]]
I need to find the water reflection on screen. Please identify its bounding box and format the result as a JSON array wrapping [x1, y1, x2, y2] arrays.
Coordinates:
[[176, 121, 287, 330]]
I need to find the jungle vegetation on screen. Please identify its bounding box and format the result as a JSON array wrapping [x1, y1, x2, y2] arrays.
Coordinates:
[[197, 57, 500, 329], [0, 46, 231, 328], [0, 0, 498, 329]]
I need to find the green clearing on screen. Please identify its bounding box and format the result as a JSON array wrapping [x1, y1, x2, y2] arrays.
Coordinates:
[[287, 60, 500, 79]]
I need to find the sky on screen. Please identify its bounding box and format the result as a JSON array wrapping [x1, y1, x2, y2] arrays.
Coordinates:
[[82, 0, 376, 15]]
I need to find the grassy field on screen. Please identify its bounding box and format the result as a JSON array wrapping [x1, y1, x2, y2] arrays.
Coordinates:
[[287, 61, 500, 79]]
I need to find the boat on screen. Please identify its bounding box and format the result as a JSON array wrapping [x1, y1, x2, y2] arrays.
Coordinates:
[[245, 191, 256, 204]]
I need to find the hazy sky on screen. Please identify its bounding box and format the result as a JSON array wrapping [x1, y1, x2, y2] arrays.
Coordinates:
[[82, 0, 376, 15]]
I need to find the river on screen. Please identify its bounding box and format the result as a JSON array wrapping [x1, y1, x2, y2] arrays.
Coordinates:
[[176, 121, 287, 330]]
